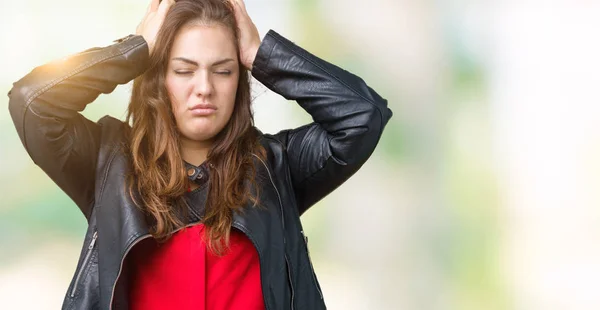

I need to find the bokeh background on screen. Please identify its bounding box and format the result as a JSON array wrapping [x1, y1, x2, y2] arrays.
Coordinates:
[[2, 0, 600, 309]]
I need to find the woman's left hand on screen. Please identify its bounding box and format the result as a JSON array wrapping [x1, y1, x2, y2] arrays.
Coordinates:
[[231, 0, 261, 70]]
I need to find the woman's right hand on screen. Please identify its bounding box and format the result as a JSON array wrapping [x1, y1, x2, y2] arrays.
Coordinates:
[[136, 0, 174, 54]]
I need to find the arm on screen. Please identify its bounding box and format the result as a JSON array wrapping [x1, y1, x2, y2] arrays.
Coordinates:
[[8, 0, 170, 220], [7, 35, 150, 219], [252, 30, 393, 215]]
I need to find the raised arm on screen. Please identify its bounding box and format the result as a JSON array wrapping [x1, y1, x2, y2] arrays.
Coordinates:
[[7, 35, 150, 219], [251, 30, 393, 215], [7, 0, 173, 220]]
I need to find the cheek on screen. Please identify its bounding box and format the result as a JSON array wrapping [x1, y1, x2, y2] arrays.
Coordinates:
[[165, 77, 187, 113], [218, 77, 239, 111]]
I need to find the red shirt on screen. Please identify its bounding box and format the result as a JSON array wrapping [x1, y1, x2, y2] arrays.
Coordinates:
[[127, 224, 265, 310]]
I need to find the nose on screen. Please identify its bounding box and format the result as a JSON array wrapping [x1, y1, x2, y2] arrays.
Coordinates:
[[193, 71, 213, 97]]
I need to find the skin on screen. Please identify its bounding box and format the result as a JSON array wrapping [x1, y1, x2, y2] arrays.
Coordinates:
[[136, 0, 261, 167], [166, 24, 240, 166]]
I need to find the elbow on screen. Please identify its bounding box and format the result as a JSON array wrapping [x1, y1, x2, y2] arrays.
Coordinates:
[[331, 103, 391, 166], [363, 97, 393, 144], [8, 82, 38, 152], [8, 83, 29, 133], [8, 79, 39, 116], [357, 104, 390, 159], [8, 84, 21, 114]]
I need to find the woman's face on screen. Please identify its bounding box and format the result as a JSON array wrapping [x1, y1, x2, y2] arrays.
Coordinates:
[[166, 23, 240, 144]]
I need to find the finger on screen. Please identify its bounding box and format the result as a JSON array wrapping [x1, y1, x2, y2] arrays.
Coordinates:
[[231, 0, 247, 14], [230, 0, 239, 15], [237, 0, 248, 12], [157, 0, 174, 16], [231, 0, 247, 20], [237, 0, 248, 15], [147, 0, 160, 13]]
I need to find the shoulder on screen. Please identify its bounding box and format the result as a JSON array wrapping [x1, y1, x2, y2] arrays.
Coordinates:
[[255, 127, 287, 156], [253, 127, 292, 177], [96, 115, 130, 158], [98, 115, 130, 133]]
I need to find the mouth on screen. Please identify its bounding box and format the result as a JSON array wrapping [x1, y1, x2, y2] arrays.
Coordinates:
[[189, 103, 217, 116]]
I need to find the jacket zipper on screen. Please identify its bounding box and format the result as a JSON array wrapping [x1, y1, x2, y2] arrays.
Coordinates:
[[302, 230, 323, 299], [108, 233, 151, 310], [284, 255, 295, 309], [233, 223, 294, 310], [232, 222, 271, 310], [70, 231, 98, 298], [252, 154, 295, 310], [108, 220, 202, 309]]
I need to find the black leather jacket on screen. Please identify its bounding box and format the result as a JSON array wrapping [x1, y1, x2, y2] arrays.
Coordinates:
[[8, 30, 392, 310]]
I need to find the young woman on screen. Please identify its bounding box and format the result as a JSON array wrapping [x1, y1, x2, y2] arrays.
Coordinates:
[[8, 0, 392, 309]]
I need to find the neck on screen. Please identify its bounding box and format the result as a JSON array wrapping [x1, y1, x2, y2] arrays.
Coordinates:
[[180, 136, 212, 166]]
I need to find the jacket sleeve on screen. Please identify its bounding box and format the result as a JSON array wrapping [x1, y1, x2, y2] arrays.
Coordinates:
[[252, 30, 393, 215], [7, 35, 150, 220]]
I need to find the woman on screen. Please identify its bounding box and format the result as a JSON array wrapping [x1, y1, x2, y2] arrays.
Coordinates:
[[8, 0, 392, 309]]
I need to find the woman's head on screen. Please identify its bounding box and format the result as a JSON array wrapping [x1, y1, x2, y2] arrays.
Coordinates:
[[150, 0, 246, 145], [126, 0, 264, 254], [167, 23, 239, 143]]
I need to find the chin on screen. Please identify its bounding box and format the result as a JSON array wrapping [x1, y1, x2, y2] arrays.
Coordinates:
[[182, 123, 224, 141], [183, 130, 217, 142]]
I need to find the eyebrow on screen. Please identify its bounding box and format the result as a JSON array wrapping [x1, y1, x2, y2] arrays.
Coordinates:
[[171, 57, 235, 67]]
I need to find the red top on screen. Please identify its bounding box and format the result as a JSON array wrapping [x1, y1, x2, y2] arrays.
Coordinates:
[[127, 224, 265, 310]]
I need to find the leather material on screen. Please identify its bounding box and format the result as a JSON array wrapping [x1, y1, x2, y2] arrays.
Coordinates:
[[8, 30, 392, 310]]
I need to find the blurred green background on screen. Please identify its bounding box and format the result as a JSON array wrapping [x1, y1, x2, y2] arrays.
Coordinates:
[[2, 1, 600, 309]]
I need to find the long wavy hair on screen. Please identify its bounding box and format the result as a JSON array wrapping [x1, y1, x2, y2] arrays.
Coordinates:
[[125, 0, 265, 254]]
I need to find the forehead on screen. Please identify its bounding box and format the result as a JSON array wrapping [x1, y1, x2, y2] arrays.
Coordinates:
[[169, 24, 237, 63]]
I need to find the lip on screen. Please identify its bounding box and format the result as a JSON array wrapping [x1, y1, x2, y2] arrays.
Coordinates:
[[189, 103, 217, 116]]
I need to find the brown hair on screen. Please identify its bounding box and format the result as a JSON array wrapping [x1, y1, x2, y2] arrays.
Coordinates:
[[126, 0, 265, 255]]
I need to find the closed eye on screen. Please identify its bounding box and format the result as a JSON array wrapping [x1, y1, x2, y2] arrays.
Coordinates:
[[215, 70, 231, 75], [174, 70, 193, 75]]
